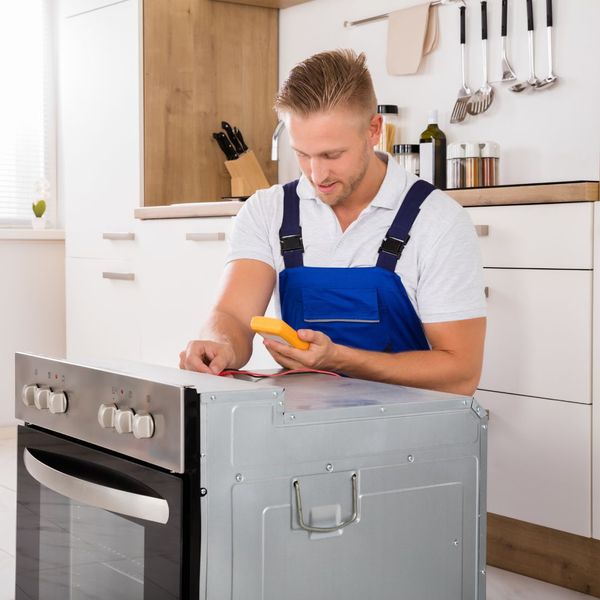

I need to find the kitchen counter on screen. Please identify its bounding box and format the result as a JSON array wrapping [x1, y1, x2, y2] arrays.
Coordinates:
[[134, 181, 599, 220]]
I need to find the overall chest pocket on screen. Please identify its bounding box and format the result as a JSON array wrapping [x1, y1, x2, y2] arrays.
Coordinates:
[[301, 287, 380, 323]]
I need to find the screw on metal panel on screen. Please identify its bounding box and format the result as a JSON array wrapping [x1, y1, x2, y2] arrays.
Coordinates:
[[482, 424, 488, 430], [200, 488, 207, 496], [289, 414, 296, 420], [273, 391, 278, 397], [462, 399, 469, 406], [380, 407, 385, 413], [278, 401, 284, 407], [235, 473, 244, 482], [480, 569, 486, 576], [452, 539, 459, 547], [407, 455, 414, 463], [210, 395, 216, 401], [326, 463, 333, 472], [200, 453, 206, 458], [475, 406, 481, 414]]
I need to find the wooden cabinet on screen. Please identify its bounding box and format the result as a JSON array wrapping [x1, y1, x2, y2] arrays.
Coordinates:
[[143, 0, 278, 205], [466, 202, 595, 537]]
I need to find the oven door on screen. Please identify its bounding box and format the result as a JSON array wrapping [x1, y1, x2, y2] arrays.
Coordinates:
[[15, 425, 199, 600]]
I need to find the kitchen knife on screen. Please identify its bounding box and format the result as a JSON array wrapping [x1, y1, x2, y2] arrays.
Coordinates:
[[233, 126, 249, 153], [221, 121, 245, 155], [212, 132, 239, 161]]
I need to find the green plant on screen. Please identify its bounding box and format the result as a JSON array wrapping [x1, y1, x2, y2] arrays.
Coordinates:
[[32, 199, 46, 218]]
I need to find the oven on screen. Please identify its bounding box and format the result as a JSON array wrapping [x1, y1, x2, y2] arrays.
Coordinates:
[[14, 353, 201, 600]]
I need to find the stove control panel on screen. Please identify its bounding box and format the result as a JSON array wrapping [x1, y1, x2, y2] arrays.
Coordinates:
[[16, 353, 187, 472]]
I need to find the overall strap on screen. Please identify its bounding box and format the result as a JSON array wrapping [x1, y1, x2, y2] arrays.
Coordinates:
[[278, 179, 304, 268], [376, 179, 436, 272]]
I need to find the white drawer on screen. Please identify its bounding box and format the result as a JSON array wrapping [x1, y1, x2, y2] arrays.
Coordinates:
[[66, 257, 141, 362], [476, 390, 591, 537], [480, 268, 592, 403], [466, 203, 593, 269]]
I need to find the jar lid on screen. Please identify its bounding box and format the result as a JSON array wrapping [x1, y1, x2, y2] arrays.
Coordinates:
[[377, 104, 399, 114], [480, 141, 500, 158], [393, 144, 419, 154], [447, 143, 465, 159], [464, 142, 481, 157]]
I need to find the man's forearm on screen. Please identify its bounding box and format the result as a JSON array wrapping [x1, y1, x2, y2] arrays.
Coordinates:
[[200, 309, 253, 368], [333, 345, 480, 396]]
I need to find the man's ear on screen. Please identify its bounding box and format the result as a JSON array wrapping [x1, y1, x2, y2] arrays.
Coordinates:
[[368, 113, 383, 147]]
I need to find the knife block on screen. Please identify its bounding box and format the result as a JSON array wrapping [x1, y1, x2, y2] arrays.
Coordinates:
[[224, 151, 270, 197]]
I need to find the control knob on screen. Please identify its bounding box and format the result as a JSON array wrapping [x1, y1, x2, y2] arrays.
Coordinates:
[[34, 387, 51, 410], [21, 384, 38, 407], [132, 411, 155, 439], [98, 403, 117, 428], [114, 408, 135, 434], [48, 391, 68, 414]]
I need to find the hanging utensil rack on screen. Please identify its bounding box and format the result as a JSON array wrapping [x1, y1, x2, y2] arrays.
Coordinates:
[[344, 0, 465, 28]]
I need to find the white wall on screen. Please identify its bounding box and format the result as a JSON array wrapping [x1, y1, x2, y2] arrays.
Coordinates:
[[0, 240, 66, 426], [278, 0, 600, 186]]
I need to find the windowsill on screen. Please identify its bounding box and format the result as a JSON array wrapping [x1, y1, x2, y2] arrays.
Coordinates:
[[0, 229, 65, 240]]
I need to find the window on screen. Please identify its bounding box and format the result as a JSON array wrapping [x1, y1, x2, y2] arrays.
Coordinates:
[[0, 1, 56, 227]]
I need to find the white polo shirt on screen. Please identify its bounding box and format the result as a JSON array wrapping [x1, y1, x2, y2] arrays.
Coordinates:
[[226, 153, 486, 323]]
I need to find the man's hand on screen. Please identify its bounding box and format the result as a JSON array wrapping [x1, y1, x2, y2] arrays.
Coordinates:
[[263, 329, 340, 371], [179, 340, 236, 374]]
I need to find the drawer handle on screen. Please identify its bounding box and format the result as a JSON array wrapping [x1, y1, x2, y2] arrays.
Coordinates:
[[484, 286, 490, 298], [102, 272, 135, 281], [185, 232, 226, 242], [102, 232, 135, 241], [475, 225, 489, 237]]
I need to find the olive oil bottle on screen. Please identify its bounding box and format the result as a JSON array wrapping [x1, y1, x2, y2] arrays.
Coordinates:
[[419, 110, 447, 189]]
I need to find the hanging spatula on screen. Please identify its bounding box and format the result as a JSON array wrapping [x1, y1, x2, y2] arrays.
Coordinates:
[[450, 5, 471, 123], [467, 0, 494, 115]]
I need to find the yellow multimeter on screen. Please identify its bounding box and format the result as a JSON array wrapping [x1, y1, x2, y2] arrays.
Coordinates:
[[250, 316, 310, 350]]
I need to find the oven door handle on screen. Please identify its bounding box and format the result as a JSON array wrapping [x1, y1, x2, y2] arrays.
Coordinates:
[[24, 448, 170, 524]]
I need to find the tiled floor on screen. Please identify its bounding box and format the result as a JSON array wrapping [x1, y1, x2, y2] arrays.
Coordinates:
[[0, 426, 595, 600]]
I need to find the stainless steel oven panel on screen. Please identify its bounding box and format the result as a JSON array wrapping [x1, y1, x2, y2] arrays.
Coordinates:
[[15, 353, 186, 472]]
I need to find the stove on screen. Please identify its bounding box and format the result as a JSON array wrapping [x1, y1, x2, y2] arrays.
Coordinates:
[[14, 352, 488, 599]]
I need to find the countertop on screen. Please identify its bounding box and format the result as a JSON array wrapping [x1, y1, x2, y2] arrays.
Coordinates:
[[134, 181, 599, 220]]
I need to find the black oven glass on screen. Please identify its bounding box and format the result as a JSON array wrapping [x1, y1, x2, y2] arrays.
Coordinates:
[[16, 425, 199, 600]]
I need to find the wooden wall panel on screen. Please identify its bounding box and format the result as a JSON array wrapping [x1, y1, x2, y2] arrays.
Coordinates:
[[144, 0, 278, 205], [488, 513, 600, 597]]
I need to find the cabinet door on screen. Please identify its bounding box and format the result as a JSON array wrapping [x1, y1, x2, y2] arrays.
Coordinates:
[[480, 268, 592, 403], [137, 218, 233, 367], [466, 203, 593, 269], [61, 0, 141, 259], [66, 257, 141, 362], [476, 390, 591, 537]]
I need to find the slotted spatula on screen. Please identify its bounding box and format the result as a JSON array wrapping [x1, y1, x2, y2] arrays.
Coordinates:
[[467, 0, 494, 115], [450, 5, 471, 123]]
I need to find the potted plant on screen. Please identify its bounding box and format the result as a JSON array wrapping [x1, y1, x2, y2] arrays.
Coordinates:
[[32, 199, 47, 229]]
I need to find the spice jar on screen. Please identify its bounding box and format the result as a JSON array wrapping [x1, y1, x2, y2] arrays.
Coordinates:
[[446, 143, 465, 189], [376, 105, 400, 154], [393, 144, 420, 176], [480, 141, 500, 187], [464, 142, 481, 188]]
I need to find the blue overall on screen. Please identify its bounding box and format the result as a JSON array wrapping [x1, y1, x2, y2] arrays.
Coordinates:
[[278, 179, 435, 353]]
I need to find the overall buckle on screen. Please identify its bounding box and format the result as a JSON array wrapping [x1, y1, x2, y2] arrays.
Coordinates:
[[280, 233, 304, 253], [378, 235, 409, 258]]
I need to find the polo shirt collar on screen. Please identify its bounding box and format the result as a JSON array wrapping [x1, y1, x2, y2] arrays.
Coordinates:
[[295, 151, 408, 211]]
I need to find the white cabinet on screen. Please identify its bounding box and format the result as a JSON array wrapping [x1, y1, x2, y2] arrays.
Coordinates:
[[480, 269, 592, 403], [466, 202, 595, 537], [477, 390, 591, 537], [60, 0, 141, 260], [66, 257, 141, 361]]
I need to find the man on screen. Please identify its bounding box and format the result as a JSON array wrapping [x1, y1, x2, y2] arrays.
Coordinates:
[[180, 49, 486, 396]]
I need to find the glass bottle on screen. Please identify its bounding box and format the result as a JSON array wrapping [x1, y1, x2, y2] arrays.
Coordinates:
[[464, 142, 481, 188], [393, 144, 420, 176], [446, 143, 465, 189], [480, 141, 500, 186], [419, 110, 446, 189], [375, 105, 400, 155]]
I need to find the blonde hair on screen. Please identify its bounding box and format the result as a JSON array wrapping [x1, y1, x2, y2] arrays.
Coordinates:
[[274, 49, 377, 119]]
